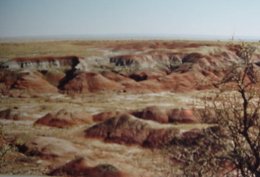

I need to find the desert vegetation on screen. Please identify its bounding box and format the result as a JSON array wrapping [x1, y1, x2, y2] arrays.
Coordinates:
[[166, 43, 260, 177]]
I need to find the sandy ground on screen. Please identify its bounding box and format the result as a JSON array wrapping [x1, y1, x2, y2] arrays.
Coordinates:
[[0, 90, 209, 176]]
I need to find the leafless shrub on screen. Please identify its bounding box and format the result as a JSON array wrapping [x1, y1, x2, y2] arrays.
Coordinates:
[[166, 43, 260, 177]]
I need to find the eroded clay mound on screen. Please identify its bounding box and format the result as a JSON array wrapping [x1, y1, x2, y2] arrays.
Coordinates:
[[2, 43, 255, 94], [19, 136, 79, 160], [49, 157, 130, 177], [131, 106, 169, 123], [43, 70, 66, 87], [129, 70, 166, 81], [167, 109, 199, 123], [85, 114, 180, 147], [93, 106, 200, 124], [12, 71, 58, 93], [35, 109, 93, 128], [101, 71, 132, 82], [0, 107, 33, 120], [93, 111, 122, 122], [63, 72, 124, 93]]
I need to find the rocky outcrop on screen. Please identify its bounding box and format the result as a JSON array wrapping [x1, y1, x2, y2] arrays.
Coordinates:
[[85, 114, 180, 147], [35, 109, 93, 128], [109, 52, 182, 72], [3, 56, 80, 71], [49, 157, 130, 177], [110, 55, 139, 67]]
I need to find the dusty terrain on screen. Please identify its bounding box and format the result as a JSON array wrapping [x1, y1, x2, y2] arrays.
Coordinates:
[[0, 40, 260, 177]]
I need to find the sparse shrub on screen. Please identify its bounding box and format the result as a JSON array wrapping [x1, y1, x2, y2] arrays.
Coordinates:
[[95, 164, 120, 173], [0, 123, 17, 168], [0, 144, 16, 167], [166, 43, 260, 177]]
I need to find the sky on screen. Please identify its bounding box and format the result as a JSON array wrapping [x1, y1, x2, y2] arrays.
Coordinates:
[[0, 0, 260, 39]]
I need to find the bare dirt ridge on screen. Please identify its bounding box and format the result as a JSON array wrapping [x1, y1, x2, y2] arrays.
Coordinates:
[[1, 40, 260, 96]]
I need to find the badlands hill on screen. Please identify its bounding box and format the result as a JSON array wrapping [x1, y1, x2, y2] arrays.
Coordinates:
[[0, 40, 260, 177], [1, 41, 260, 96]]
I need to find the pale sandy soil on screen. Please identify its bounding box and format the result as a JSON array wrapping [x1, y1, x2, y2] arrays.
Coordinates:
[[0, 90, 209, 177]]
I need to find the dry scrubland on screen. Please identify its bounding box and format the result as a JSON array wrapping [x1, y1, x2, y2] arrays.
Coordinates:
[[0, 41, 107, 58], [0, 40, 260, 177]]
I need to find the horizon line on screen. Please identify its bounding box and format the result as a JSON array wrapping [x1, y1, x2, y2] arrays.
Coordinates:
[[0, 33, 260, 42]]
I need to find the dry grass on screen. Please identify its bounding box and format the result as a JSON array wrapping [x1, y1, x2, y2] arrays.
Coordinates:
[[0, 41, 103, 59], [1, 39, 253, 59]]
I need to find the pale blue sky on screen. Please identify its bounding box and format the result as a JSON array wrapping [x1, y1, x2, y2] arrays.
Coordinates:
[[0, 0, 260, 39]]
